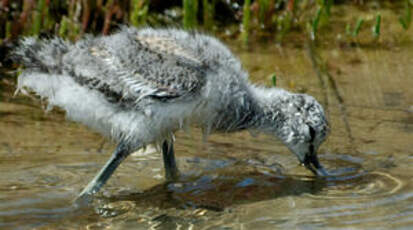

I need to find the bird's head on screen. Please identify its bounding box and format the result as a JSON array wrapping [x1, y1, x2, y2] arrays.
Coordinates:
[[262, 93, 329, 176]]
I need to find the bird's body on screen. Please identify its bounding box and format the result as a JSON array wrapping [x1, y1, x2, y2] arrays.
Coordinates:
[[13, 27, 329, 203]]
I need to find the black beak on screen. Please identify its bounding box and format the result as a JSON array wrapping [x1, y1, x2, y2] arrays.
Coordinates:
[[303, 145, 329, 177]]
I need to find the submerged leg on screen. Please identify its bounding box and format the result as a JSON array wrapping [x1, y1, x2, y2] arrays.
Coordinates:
[[162, 140, 179, 181], [76, 142, 131, 204]]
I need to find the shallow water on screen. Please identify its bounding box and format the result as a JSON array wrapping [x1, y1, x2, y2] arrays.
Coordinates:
[[1, 39, 413, 229]]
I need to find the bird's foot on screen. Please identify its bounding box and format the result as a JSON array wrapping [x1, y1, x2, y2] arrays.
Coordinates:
[[165, 169, 180, 182]]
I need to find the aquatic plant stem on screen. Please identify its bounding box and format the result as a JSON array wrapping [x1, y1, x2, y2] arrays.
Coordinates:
[[130, 0, 148, 27], [11, 0, 35, 39], [353, 18, 364, 37], [103, 0, 115, 35], [373, 13, 381, 39], [81, 0, 92, 33], [183, 0, 198, 29], [203, 0, 215, 30], [399, 0, 411, 30], [241, 0, 251, 46]]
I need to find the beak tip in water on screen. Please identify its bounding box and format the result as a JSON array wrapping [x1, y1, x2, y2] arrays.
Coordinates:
[[303, 153, 329, 177]]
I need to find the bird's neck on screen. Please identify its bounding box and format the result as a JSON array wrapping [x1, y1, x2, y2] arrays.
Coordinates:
[[246, 85, 292, 133], [215, 85, 292, 134]]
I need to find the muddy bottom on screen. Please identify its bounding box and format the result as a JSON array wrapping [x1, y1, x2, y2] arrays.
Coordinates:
[[1, 39, 413, 229]]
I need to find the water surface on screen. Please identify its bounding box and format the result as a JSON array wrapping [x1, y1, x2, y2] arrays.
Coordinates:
[[0, 38, 412, 229]]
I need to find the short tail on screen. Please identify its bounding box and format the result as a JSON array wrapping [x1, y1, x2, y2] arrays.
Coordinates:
[[12, 37, 70, 73]]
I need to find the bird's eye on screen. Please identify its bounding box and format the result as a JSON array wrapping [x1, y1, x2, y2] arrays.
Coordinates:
[[309, 126, 316, 142]]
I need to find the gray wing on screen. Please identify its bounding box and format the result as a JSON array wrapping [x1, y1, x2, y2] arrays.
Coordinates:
[[62, 29, 206, 106]]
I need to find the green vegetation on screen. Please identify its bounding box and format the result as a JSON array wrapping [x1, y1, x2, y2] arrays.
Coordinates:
[[203, 0, 216, 30], [353, 18, 365, 37], [130, 0, 149, 27], [183, 0, 198, 29], [311, 8, 322, 40], [241, 0, 251, 45], [310, 0, 334, 41], [271, 74, 277, 87], [276, 11, 292, 42], [0, 1, 411, 45], [373, 13, 381, 39], [399, 0, 412, 30], [346, 17, 364, 38], [258, 0, 270, 27]]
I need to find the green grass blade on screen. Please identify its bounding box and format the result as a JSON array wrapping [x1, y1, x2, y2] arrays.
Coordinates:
[[183, 0, 198, 29], [399, 0, 411, 30], [311, 8, 322, 40], [271, 74, 277, 87], [373, 13, 381, 38], [353, 18, 364, 37], [241, 0, 251, 46]]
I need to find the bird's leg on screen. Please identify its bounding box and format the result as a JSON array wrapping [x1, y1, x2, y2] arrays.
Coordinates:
[[75, 142, 131, 205], [162, 140, 179, 181]]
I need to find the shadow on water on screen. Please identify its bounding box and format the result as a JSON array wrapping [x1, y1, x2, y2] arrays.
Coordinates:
[[0, 163, 401, 230], [84, 165, 404, 230], [105, 169, 370, 212]]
